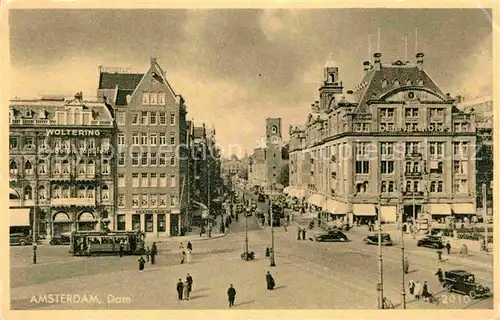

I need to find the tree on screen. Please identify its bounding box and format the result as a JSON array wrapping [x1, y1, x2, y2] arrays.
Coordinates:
[[277, 163, 289, 187]]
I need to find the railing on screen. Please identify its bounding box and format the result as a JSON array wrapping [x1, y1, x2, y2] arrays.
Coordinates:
[[405, 152, 422, 158], [10, 119, 112, 126], [404, 171, 422, 177], [51, 198, 95, 206], [402, 191, 424, 197]]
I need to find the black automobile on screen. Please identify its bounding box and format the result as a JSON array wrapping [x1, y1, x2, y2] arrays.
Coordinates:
[[9, 233, 33, 246], [50, 232, 72, 245], [363, 233, 393, 246], [310, 230, 348, 242], [417, 236, 445, 249], [443, 270, 491, 299]]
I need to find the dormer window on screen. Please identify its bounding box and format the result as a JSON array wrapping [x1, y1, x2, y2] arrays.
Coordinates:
[[417, 79, 424, 86], [25, 110, 33, 118], [406, 80, 412, 86], [393, 80, 400, 87], [381, 79, 388, 88]]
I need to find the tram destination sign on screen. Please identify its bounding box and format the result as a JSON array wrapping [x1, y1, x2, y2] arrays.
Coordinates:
[[46, 129, 101, 136]]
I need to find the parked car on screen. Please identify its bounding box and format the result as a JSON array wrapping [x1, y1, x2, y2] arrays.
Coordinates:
[[10, 233, 33, 246], [50, 232, 72, 245], [363, 233, 393, 246], [443, 270, 491, 298], [310, 230, 348, 242], [417, 235, 445, 249]]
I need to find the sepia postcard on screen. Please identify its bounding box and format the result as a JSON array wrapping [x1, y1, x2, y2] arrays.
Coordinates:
[[1, 1, 497, 320]]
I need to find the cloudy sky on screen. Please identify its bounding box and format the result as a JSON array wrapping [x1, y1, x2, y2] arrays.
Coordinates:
[[9, 9, 492, 157]]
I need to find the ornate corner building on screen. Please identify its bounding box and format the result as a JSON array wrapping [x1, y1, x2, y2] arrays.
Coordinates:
[[9, 94, 116, 239], [289, 53, 477, 225]]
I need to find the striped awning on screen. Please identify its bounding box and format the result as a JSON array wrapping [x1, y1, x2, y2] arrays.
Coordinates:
[[452, 203, 476, 215], [429, 204, 452, 215], [353, 204, 376, 216]]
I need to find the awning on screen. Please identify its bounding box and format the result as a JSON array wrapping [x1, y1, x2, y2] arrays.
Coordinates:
[[307, 194, 326, 207], [380, 206, 397, 222], [335, 202, 348, 214], [429, 204, 452, 215], [9, 188, 20, 199], [353, 204, 376, 216], [325, 199, 338, 214], [452, 203, 476, 215], [10, 208, 30, 227], [78, 212, 95, 221], [53, 212, 70, 222]]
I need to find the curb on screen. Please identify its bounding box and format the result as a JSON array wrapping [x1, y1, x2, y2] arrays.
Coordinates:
[[153, 231, 228, 244]]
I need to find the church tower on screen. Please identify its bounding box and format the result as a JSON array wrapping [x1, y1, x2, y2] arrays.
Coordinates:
[[319, 59, 344, 111], [266, 118, 282, 188]]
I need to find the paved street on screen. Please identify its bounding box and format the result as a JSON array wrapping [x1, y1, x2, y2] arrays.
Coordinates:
[[10, 198, 493, 310]]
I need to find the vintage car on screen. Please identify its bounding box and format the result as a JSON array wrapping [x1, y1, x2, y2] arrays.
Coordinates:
[[417, 235, 445, 249], [363, 233, 393, 246], [10, 233, 33, 246], [310, 230, 348, 242], [50, 232, 72, 245], [443, 270, 491, 298]]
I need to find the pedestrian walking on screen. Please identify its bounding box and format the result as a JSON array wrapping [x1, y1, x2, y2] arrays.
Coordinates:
[[404, 257, 409, 274], [183, 279, 190, 300], [266, 271, 275, 290], [422, 281, 432, 302], [227, 284, 236, 307], [186, 248, 192, 264], [445, 242, 451, 255], [179, 242, 184, 251], [302, 228, 306, 240], [187, 241, 193, 252], [151, 242, 158, 264], [437, 250, 443, 262], [145, 246, 151, 262], [283, 222, 288, 232], [186, 273, 193, 294], [297, 228, 301, 241], [414, 280, 422, 300], [435, 268, 444, 284], [119, 239, 124, 258], [408, 280, 415, 296], [180, 250, 186, 264], [460, 244, 468, 257], [176, 279, 184, 300]]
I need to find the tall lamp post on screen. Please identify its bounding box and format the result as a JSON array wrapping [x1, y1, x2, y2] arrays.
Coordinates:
[[377, 195, 384, 309], [244, 208, 250, 260], [269, 188, 276, 267]]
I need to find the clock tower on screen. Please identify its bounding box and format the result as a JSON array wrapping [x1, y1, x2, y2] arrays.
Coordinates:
[[265, 118, 282, 189]]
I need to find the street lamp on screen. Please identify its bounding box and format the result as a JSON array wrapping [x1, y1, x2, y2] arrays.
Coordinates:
[[377, 195, 384, 309], [244, 208, 250, 261], [269, 190, 276, 267]]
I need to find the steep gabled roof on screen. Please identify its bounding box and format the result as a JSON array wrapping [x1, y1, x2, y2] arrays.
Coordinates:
[[98, 72, 144, 90], [115, 89, 134, 105]]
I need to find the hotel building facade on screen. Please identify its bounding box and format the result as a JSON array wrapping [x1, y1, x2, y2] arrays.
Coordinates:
[[97, 58, 189, 237], [9, 93, 116, 238], [289, 53, 477, 225]]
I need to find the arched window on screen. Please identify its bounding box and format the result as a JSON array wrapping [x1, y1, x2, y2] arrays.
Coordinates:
[[417, 79, 424, 86], [62, 185, 70, 198], [38, 185, 46, 199], [62, 160, 70, 174], [271, 125, 278, 134], [406, 80, 412, 86], [102, 159, 110, 174], [87, 160, 95, 175], [25, 160, 33, 175], [87, 186, 95, 198], [77, 185, 86, 198], [381, 79, 388, 88], [52, 185, 61, 199], [393, 80, 400, 87], [78, 159, 86, 174], [102, 184, 110, 201], [38, 160, 46, 174], [24, 185, 33, 200], [9, 160, 18, 174], [53, 160, 61, 174]]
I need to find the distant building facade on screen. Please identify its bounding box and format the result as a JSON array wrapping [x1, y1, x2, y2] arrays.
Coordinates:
[[289, 53, 477, 225]]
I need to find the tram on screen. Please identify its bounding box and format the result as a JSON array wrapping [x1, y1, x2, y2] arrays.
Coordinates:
[[69, 230, 146, 256]]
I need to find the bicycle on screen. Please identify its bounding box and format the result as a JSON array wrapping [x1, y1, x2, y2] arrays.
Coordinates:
[[382, 297, 395, 309]]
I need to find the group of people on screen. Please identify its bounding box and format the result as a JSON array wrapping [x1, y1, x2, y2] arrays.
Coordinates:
[[296, 227, 307, 240], [176, 274, 194, 301], [408, 280, 433, 302], [178, 241, 193, 264], [137, 242, 158, 271]]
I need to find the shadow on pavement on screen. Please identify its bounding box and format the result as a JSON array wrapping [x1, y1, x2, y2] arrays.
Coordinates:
[[274, 285, 287, 290], [235, 300, 256, 307], [188, 294, 207, 300]]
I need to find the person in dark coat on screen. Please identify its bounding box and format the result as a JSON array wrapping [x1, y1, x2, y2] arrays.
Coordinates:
[[404, 257, 409, 274], [176, 279, 184, 300], [266, 271, 275, 290], [422, 281, 432, 302], [187, 241, 193, 251], [435, 268, 444, 284], [297, 228, 301, 240], [138, 256, 145, 271], [119, 239, 124, 257], [150, 242, 158, 264], [445, 242, 451, 255], [186, 273, 193, 294], [408, 280, 415, 295], [301, 228, 306, 240], [227, 284, 236, 307]]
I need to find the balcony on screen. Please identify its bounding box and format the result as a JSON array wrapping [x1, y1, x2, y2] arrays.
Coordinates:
[[75, 173, 96, 179], [402, 191, 424, 198], [50, 198, 96, 206], [404, 171, 422, 178], [405, 152, 422, 159]]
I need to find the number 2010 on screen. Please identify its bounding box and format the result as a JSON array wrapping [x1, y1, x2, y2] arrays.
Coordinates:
[[441, 295, 471, 304]]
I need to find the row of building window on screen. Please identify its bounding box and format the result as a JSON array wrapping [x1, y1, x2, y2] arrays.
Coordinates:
[[116, 111, 175, 126], [351, 160, 469, 175], [117, 152, 176, 166], [355, 142, 469, 156], [116, 214, 166, 232], [380, 79, 424, 88], [141, 93, 166, 106], [379, 107, 445, 118], [117, 172, 176, 188], [9, 137, 110, 151], [9, 159, 111, 175], [117, 194, 177, 208], [16, 184, 109, 200], [355, 179, 468, 194], [118, 132, 175, 146]]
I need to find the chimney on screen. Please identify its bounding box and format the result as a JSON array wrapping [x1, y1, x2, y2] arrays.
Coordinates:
[[363, 61, 370, 72], [310, 103, 316, 114], [151, 57, 157, 65], [373, 53, 382, 70], [416, 52, 424, 70], [455, 95, 463, 104]]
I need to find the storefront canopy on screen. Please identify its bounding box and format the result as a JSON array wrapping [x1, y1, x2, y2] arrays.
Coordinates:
[[353, 204, 376, 216], [429, 204, 452, 215], [335, 202, 348, 214], [10, 208, 30, 227], [307, 194, 326, 207], [325, 199, 338, 214], [452, 203, 476, 215]]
